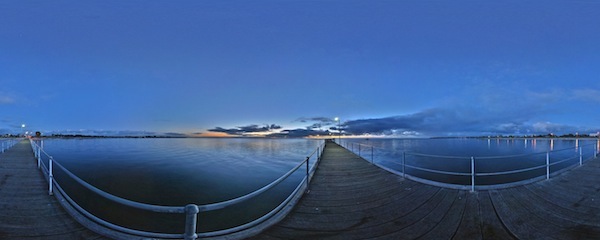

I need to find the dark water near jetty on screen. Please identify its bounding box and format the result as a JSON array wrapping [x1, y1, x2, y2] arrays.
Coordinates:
[[37, 137, 599, 233], [39, 138, 319, 233], [343, 138, 599, 186]]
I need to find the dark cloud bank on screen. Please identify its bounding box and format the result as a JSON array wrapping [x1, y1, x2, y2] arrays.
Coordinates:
[[208, 124, 282, 136], [209, 109, 599, 138]]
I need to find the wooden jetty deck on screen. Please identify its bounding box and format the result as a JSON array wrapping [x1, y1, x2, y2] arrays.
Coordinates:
[[0, 140, 105, 239], [3, 139, 600, 239], [256, 141, 600, 239]]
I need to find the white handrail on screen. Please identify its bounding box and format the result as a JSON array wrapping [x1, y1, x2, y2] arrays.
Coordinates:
[[29, 138, 326, 239], [340, 140, 599, 191], [1, 138, 20, 153]]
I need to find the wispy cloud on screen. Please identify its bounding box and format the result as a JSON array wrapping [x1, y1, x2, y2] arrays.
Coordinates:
[[0, 94, 15, 104], [294, 117, 335, 124], [571, 89, 600, 103], [293, 116, 339, 130], [341, 110, 592, 137], [340, 82, 599, 136], [267, 128, 330, 138]]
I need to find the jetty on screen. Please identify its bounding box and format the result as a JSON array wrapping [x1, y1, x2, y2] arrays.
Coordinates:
[[0, 140, 105, 239], [3, 139, 600, 239], [256, 141, 600, 239]]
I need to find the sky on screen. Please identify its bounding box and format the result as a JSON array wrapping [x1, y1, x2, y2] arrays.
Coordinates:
[[1, 0, 600, 138]]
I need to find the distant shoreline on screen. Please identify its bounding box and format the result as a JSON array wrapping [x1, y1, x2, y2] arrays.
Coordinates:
[[14, 134, 599, 140], [435, 136, 600, 140]]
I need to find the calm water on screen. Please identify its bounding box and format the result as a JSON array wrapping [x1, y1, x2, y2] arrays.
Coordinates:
[[38, 137, 599, 233], [38, 138, 320, 233], [343, 138, 599, 185]]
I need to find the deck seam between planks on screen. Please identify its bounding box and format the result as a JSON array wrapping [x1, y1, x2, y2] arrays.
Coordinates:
[[0, 140, 107, 239], [255, 141, 600, 240]]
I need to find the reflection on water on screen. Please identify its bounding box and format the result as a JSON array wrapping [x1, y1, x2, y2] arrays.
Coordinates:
[[347, 138, 598, 186], [39, 138, 319, 233], [37, 137, 598, 233]]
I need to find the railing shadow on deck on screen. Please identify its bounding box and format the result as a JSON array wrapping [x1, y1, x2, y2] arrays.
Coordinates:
[[335, 139, 600, 192], [28, 138, 326, 240]]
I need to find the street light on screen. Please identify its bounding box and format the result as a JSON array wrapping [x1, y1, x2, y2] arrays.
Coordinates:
[[334, 117, 340, 142], [21, 124, 26, 137]]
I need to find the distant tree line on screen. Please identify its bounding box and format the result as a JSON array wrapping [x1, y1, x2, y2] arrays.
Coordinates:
[[48, 134, 183, 139]]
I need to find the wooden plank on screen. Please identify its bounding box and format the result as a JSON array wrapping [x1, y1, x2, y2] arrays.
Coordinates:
[[452, 191, 483, 240], [525, 185, 600, 225], [0, 140, 106, 239], [255, 142, 600, 240], [506, 186, 600, 239], [379, 189, 458, 239], [417, 190, 468, 239], [490, 189, 558, 239], [478, 191, 516, 240], [522, 184, 600, 227]]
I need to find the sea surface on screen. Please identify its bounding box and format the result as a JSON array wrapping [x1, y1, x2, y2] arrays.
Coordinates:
[[341, 138, 599, 185], [37, 138, 321, 233], [36, 137, 599, 233]]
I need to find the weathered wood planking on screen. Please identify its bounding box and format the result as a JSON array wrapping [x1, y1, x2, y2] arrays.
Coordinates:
[[254, 141, 600, 240], [3, 139, 599, 239], [0, 140, 106, 239]]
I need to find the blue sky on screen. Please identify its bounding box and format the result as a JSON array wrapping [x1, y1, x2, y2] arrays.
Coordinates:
[[1, 0, 599, 137]]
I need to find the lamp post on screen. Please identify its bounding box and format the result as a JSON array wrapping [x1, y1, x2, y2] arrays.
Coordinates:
[[21, 124, 26, 137], [334, 117, 341, 142]]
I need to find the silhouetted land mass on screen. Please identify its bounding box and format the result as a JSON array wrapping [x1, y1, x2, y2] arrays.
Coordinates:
[[47, 134, 186, 139]]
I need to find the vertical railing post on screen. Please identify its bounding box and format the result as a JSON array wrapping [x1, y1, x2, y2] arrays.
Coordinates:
[[306, 157, 310, 183], [358, 144, 361, 157], [49, 157, 54, 195], [370, 146, 374, 164], [36, 143, 41, 169], [595, 145, 598, 158], [546, 152, 550, 180], [580, 147, 583, 166], [184, 204, 199, 240], [317, 147, 320, 161], [402, 152, 406, 178], [2, 141, 4, 153], [470, 157, 475, 192]]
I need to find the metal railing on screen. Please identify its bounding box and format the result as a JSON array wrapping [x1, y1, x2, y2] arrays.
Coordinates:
[[30, 138, 325, 239], [337, 139, 599, 191], [1, 138, 19, 153]]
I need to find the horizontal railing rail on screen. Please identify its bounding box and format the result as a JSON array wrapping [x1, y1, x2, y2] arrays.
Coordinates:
[[337, 139, 599, 191], [29, 138, 326, 239], [1, 138, 20, 153]]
